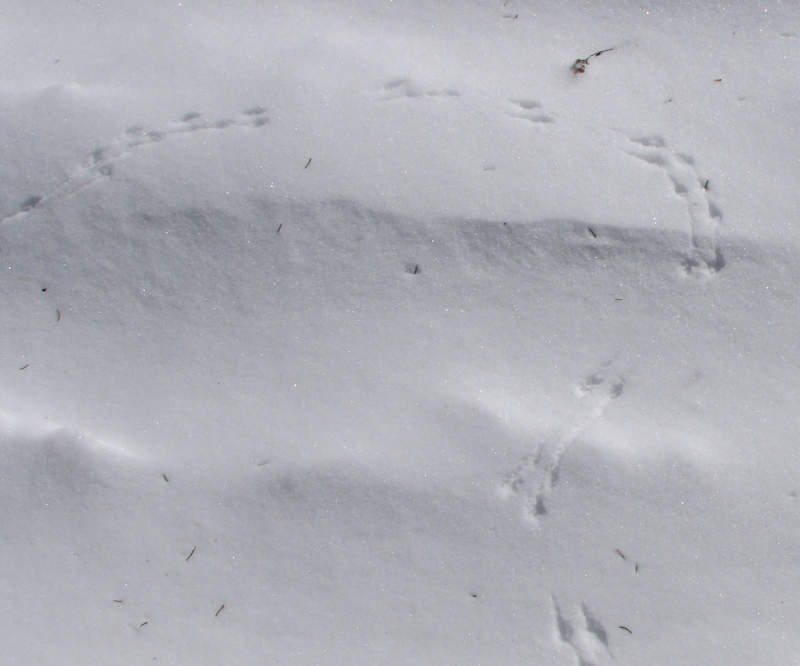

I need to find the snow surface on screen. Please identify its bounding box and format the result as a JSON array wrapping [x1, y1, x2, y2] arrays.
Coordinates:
[[2, 0, 800, 663]]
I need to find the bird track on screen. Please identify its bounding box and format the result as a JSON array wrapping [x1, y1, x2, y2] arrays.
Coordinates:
[[1, 107, 269, 225], [6, 80, 727, 279], [552, 595, 615, 666], [499, 361, 625, 524], [373, 79, 726, 275], [626, 135, 724, 275]]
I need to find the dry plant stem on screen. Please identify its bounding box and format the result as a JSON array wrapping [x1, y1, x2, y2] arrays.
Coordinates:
[[572, 47, 615, 74]]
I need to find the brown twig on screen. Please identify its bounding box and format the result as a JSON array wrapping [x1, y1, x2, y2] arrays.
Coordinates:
[[572, 47, 615, 74]]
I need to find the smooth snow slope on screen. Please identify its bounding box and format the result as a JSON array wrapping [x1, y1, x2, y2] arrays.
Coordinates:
[[1, 1, 799, 664]]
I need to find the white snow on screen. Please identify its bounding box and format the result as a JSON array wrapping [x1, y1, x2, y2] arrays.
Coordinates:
[[2, 1, 800, 664]]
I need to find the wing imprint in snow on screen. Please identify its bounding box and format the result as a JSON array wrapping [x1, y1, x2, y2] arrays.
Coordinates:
[[506, 98, 555, 124], [378, 78, 461, 101]]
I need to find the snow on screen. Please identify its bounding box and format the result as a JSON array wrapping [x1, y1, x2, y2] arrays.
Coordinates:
[[1, 1, 800, 664]]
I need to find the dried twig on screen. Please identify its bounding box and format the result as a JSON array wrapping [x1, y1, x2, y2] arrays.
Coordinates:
[[162, 473, 169, 483], [571, 47, 615, 74], [185, 546, 197, 562], [615, 548, 627, 561], [19, 364, 29, 371], [618, 625, 633, 634], [215, 603, 225, 617], [304, 158, 312, 169], [587, 226, 597, 238]]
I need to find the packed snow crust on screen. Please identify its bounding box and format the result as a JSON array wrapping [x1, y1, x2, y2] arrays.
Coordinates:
[[2, 1, 800, 664]]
